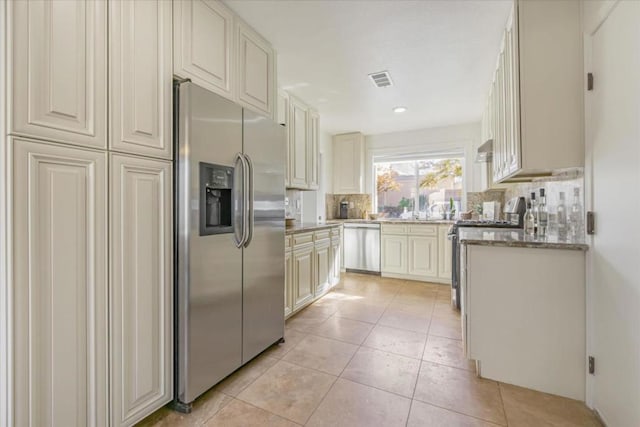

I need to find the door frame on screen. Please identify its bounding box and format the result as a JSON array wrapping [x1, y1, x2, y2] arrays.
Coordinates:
[[582, 0, 620, 409]]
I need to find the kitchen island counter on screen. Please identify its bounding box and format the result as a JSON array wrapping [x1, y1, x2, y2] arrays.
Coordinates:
[[459, 227, 588, 251], [327, 219, 455, 225]]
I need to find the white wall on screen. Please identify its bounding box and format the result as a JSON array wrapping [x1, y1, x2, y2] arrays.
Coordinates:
[[364, 122, 483, 210]]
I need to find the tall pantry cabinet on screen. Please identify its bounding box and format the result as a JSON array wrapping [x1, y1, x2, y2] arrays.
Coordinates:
[[3, 1, 173, 426]]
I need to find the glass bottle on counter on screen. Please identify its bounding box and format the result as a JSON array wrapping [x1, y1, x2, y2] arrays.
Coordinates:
[[557, 192, 568, 239], [569, 187, 583, 239], [537, 188, 548, 237], [530, 192, 538, 234], [524, 201, 536, 236]]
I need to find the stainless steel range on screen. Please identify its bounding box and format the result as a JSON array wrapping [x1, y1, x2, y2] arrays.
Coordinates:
[[448, 197, 526, 309]]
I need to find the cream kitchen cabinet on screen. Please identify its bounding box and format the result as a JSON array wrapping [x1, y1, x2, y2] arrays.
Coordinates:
[[288, 95, 309, 189], [333, 132, 365, 194], [307, 110, 320, 190], [109, 154, 172, 427], [173, 0, 235, 99], [381, 234, 408, 275], [438, 225, 453, 279], [331, 232, 341, 286], [236, 18, 276, 118], [109, 0, 173, 160], [285, 240, 293, 317], [10, 137, 108, 427], [314, 237, 331, 297], [408, 236, 438, 278], [485, 0, 582, 183], [277, 91, 290, 186], [381, 223, 451, 284], [292, 240, 314, 311], [9, 0, 107, 149]]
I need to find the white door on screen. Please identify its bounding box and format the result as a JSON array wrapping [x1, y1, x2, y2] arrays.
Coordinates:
[[173, 0, 234, 99], [408, 235, 437, 278], [109, 154, 172, 426], [289, 97, 308, 189], [587, 2, 640, 425], [438, 226, 453, 280], [381, 234, 407, 275], [10, 137, 107, 427], [9, 0, 107, 148], [109, 0, 172, 159], [293, 245, 314, 310], [236, 20, 274, 117]]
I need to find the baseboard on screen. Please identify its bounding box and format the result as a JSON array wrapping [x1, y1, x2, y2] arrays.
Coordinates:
[[593, 408, 608, 427], [381, 272, 451, 285]]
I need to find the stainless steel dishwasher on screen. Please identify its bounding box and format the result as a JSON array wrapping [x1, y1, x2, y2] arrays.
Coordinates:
[[343, 223, 381, 273]]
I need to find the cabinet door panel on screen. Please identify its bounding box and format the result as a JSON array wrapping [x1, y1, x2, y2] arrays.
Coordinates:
[[173, 0, 234, 98], [110, 0, 172, 159], [315, 243, 330, 297], [333, 133, 363, 194], [11, 138, 107, 427], [289, 97, 308, 188], [10, 0, 107, 148], [307, 111, 320, 190], [237, 21, 274, 116], [381, 235, 407, 275], [408, 236, 438, 278], [110, 154, 172, 426], [438, 227, 453, 280], [331, 238, 341, 286], [293, 246, 314, 310], [285, 250, 293, 317]]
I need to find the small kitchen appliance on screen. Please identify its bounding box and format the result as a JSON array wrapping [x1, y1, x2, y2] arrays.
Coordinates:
[[339, 201, 349, 219]]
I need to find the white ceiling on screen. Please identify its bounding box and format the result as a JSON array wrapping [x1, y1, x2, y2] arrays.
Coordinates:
[[225, 0, 512, 136]]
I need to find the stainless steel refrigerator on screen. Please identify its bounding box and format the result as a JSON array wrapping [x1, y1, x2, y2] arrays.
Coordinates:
[[174, 80, 285, 411]]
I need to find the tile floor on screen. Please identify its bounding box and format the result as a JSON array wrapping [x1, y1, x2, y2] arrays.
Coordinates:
[[139, 273, 601, 427]]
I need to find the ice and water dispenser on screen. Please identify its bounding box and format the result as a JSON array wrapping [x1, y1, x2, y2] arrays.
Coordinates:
[[199, 162, 234, 235]]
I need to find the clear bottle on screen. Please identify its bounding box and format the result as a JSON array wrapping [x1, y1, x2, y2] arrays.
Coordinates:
[[537, 188, 548, 237], [569, 187, 583, 239], [524, 201, 536, 236], [530, 192, 538, 234], [557, 191, 568, 239]]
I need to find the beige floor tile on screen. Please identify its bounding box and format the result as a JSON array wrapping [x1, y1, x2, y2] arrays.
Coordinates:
[[379, 308, 431, 334], [414, 361, 506, 425], [285, 305, 334, 332], [308, 316, 374, 344], [499, 383, 601, 427], [306, 378, 412, 427], [401, 280, 444, 293], [282, 334, 358, 375], [204, 399, 299, 427], [138, 389, 233, 426], [335, 300, 386, 323], [434, 299, 462, 317], [363, 325, 427, 359], [423, 335, 475, 371], [387, 298, 436, 316], [215, 354, 279, 396], [429, 313, 463, 339], [237, 360, 335, 425], [341, 346, 421, 397], [407, 400, 501, 427], [263, 328, 306, 359], [393, 292, 438, 307]]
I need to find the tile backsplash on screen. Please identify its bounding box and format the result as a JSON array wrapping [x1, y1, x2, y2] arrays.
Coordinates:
[[466, 190, 506, 219], [326, 194, 372, 220]]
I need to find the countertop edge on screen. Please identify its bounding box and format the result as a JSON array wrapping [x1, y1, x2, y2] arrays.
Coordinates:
[[285, 223, 341, 235], [460, 239, 589, 251]]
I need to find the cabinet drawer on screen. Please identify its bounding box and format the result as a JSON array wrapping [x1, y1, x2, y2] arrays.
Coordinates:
[[408, 225, 437, 236], [381, 224, 407, 234], [330, 226, 341, 237], [293, 232, 313, 246], [285, 235, 292, 249], [314, 229, 331, 241]]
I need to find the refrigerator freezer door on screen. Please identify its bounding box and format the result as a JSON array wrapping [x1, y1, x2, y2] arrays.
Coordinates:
[[241, 110, 286, 363], [176, 82, 244, 405]]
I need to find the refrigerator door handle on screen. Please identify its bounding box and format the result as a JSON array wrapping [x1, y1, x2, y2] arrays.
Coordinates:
[[243, 154, 254, 248], [234, 153, 248, 248]]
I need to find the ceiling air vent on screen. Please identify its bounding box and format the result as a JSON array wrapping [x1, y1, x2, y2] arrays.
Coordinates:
[[368, 70, 393, 88]]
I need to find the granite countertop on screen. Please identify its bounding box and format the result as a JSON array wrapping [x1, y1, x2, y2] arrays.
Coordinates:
[[326, 219, 455, 225], [458, 227, 589, 251], [285, 222, 341, 235]]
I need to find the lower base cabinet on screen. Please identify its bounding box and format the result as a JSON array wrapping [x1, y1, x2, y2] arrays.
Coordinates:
[[286, 226, 341, 318], [408, 235, 438, 278]]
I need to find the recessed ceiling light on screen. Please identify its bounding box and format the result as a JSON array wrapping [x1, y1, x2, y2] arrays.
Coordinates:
[[393, 106, 407, 113]]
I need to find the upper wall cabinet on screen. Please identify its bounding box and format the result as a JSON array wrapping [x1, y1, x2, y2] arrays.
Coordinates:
[[307, 110, 320, 190], [109, 0, 173, 160], [173, 0, 235, 98], [236, 19, 276, 118], [333, 132, 365, 194], [288, 95, 309, 189], [9, 0, 107, 149], [485, 0, 583, 183]]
